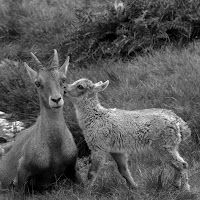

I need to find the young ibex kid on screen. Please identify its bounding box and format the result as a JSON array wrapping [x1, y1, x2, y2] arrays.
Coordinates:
[[65, 78, 191, 191]]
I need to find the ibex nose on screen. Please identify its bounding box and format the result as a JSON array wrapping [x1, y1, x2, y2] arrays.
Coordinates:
[[51, 97, 61, 104], [49, 95, 64, 108]]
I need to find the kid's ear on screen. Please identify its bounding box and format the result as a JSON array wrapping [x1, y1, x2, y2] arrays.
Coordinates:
[[93, 80, 109, 93], [24, 62, 38, 82]]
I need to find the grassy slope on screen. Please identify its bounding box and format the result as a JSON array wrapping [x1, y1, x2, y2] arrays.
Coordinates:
[[1, 44, 200, 199], [0, 154, 200, 200], [1, 0, 200, 199]]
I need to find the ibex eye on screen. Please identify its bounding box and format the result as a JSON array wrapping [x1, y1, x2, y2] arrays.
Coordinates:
[[61, 78, 66, 83], [34, 80, 41, 87], [77, 85, 84, 90]]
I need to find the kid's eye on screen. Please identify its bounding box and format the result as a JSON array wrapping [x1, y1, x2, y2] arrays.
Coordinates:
[[34, 80, 41, 87], [77, 85, 84, 90]]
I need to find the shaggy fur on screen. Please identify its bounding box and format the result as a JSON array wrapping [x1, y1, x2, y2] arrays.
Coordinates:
[[65, 78, 191, 191]]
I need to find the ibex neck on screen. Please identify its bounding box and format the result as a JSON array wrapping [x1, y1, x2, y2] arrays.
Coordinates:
[[36, 105, 66, 141], [40, 106, 65, 122]]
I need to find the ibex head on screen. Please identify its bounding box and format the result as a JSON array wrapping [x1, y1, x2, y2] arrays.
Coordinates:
[[25, 49, 69, 109]]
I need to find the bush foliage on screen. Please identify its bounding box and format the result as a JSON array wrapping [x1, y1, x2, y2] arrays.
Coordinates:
[[1, 0, 200, 64], [66, 0, 200, 65]]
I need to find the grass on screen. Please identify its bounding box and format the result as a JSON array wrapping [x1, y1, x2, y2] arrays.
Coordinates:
[[1, 43, 200, 199], [0, 155, 199, 199]]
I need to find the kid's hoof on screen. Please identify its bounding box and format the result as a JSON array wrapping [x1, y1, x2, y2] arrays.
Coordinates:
[[9, 181, 16, 190], [9, 177, 19, 190], [13, 178, 18, 186]]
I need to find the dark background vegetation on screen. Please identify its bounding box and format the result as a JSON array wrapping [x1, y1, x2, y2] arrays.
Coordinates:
[[1, 0, 200, 199]]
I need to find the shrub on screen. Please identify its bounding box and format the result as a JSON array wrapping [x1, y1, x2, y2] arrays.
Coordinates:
[[1, 0, 200, 65], [0, 0, 79, 61], [63, 0, 200, 65], [0, 60, 39, 121]]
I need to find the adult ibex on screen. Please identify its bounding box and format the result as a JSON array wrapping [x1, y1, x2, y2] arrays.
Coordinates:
[[0, 50, 82, 192]]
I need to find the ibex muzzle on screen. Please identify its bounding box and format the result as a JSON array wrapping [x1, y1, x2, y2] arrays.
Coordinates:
[[49, 95, 64, 108]]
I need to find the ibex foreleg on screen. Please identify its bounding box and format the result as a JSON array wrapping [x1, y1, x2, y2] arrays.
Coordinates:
[[13, 157, 31, 192]]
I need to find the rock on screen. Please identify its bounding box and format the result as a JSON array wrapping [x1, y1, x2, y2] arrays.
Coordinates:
[[0, 127, 4, 136]]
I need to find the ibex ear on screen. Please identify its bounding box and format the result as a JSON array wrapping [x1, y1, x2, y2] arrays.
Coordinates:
[[93, 80, 109, 93], [59, 56, 69, 75], [24, 62, 38, 82]]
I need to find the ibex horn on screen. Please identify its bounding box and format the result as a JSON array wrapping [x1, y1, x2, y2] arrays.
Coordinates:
[[51, 49, 59, 68], [31, 52, 43, 68]]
